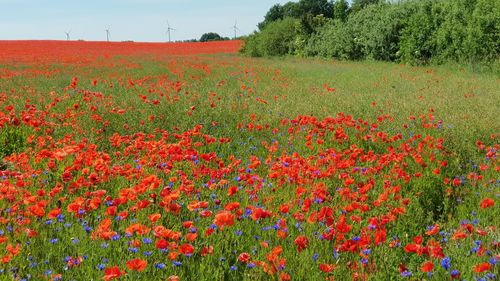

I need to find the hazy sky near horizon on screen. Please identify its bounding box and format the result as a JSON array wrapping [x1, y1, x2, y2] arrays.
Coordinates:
[[0, 0, 291, 42]]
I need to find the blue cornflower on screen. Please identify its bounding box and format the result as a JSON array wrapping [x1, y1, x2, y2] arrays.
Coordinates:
[[230, 265, 238, 271], [312, 253, 319, 261], [400, 270, 412, 277], [154, 263, 166, 269], [97, 264, 106, 270], [49, 238, 58, 244], [172, 261, 182, 267], [489, 257, 498, 265], [143, 251, 152, 257], [247, 263, 256, 269], [142, 238, 152, 244], [441, 257, 451, 270], [128, 247, 138, 253], [486, 273, 496, 280], [450, 269, 460, 278]]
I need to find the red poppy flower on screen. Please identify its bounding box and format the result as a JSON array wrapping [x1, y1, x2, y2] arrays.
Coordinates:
[[294, 235, 309, 252], [179, 243, 194, 256], [474, 262, 492, 273], [213, 211, 234, 229], [103, 266, 124, 280], [319, 263, 336, 273], [421, 261, 434, 273], [480, 198, 494, 209], [126, 258, 147, 272], [238, 252, 251, 263]]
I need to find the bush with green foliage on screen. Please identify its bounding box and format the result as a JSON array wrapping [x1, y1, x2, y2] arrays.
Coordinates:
[[242, 18, 301, 57], [245, 0, 499, 66], [306, 3, 411, 61]]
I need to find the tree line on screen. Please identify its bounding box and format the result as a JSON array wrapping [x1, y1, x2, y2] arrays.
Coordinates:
[[242, 0, 499, 66]]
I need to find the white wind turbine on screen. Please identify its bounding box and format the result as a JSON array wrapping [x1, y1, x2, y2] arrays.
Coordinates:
[[64, 30, 71, 41], [105, 26, 111, 42], [230, 20, 240, 40], [166, 20, 176, 42]]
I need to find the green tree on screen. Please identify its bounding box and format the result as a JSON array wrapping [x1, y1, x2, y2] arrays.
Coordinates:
[[351, 0, 380, 13], [258, 4, 285, 30], [297, 0, 333, 18], [259, 0, 334, 30], [333, 0, 350, 22], [199, 32, 224, 42]]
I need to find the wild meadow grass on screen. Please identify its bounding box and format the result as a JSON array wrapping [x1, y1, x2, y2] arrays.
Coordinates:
[[0, 51, 498, 280]]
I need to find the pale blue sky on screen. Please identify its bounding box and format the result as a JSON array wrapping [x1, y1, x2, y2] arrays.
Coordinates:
[[0, 0, 291, 42]]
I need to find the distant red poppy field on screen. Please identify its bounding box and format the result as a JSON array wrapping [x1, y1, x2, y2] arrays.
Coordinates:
[[0, 40, 242, 64], [0, 40, 498, 281]]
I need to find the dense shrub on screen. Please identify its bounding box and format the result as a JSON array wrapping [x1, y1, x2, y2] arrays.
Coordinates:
[[241, 18, 301, 57], [245, 0, 500, 66]]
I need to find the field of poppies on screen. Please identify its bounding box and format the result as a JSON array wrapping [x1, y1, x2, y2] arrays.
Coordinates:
[[0, 40, 498, 281]]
